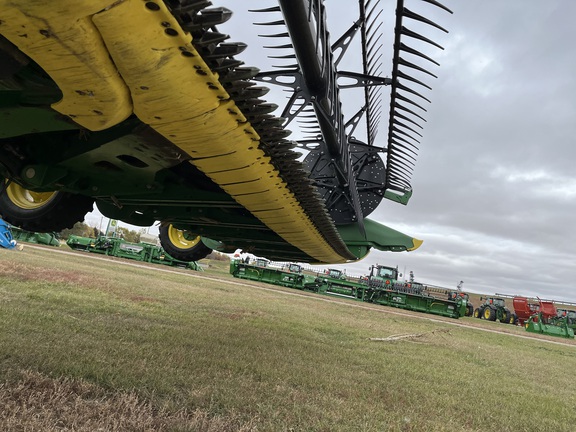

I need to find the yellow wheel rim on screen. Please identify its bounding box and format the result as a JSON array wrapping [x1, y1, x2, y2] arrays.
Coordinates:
[[167, 225, 201, 250], [484, 308, 491, 319], [6, 183, 57, 210]]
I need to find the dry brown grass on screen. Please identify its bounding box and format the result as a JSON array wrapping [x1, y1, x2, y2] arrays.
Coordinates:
[[0, 370, 259, 432], [2, 246, 576, 431], [0, 261, 93, 286]]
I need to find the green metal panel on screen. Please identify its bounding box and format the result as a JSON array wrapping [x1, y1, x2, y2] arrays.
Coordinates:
[[369, 290, 463, 319], [230, 260, 315, 289], [10, 226, 60, 246], [525, 314, 575, 339], [337, 218, 422, 259], [0, 106, 79, 139]]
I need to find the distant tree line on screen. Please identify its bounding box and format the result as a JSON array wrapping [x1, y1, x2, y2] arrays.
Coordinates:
[[59, 222, 141, 243], [206, 251, 230, 262]]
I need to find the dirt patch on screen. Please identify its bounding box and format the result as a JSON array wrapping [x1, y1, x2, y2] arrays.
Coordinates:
[[0, 261, 94, 287], [0, 370, 259, 432]]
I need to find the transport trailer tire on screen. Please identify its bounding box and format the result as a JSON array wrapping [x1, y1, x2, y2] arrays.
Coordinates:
[[0, 182, 94, 231], [159, 224, 212, 262]]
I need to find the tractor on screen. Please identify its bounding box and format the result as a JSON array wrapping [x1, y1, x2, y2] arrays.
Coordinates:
[[362, 265, 401, 289], [557, 308, 576, 327], [325, 269, 347, 280], [474, 297, 517, 324]]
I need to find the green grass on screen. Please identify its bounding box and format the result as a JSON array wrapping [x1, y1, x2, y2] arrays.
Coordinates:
[[1, 246, 575, 431]]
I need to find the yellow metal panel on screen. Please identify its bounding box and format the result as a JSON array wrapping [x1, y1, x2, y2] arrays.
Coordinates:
[[192, 144, 268, 174], [92, 1, 227, 123], [238, 192, 284, 206], [91, 0, 348, 263], [0, 1, 132, 130], [153, 112, 254, 158], [193, 156, 251, 173]]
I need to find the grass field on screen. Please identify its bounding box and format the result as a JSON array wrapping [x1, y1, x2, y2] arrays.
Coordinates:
[[1, 245, 575, 431]]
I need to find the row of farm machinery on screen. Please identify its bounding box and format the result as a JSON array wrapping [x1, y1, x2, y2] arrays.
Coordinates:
[[66, 235, 203, 271], [3, 218, 573, 339], [230, 258, 576, 338], [0, 218, 202, 271], [471, 295, 575, 338], [231, 259, 472, 319]]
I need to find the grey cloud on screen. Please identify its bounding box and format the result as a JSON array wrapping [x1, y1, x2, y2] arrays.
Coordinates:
[[223, 0, 576, 302]]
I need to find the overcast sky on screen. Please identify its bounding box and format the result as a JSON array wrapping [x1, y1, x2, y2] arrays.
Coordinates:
[[375, 0, 576, 303], [86, 1, 576, 302], [218, 0, 576, 303]]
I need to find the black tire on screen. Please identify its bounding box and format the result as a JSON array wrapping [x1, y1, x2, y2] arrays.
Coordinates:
[[501, 309, 511, 324], [510, 313, 518, 325], [466, 304, 474, 317], [474, 308, 482, 319], [0, 182, 94, 232], [483, 307, 497, 321], [159, 224, 212, 262]]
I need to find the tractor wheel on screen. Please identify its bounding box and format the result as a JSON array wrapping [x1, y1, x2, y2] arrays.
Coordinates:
[[473, 308, 482, 319], [0, 182, 94, 232], [510, 313, 518, 325], [501, 310, 511, 324], [159, 224, 212, 262], [466, 304, 474, 317], [483, 307, 497, 321]]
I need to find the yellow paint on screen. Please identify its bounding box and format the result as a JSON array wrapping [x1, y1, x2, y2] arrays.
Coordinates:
[[0, 0, 352, 262], [5, 182, 56, 210], [167, 225, 202, 250], [0, 1, 132, 130], [90, 0, 349, 262], [407, 238, 423, 251]]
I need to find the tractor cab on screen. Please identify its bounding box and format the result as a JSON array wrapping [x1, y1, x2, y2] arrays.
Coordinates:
[[557, 309, 576, 326], [287, 263, 303, 274], [326, 268, 346, 280], [488, 297, 506, 308], [366, 265, 399, 288], [255, 258, 270, 267]]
